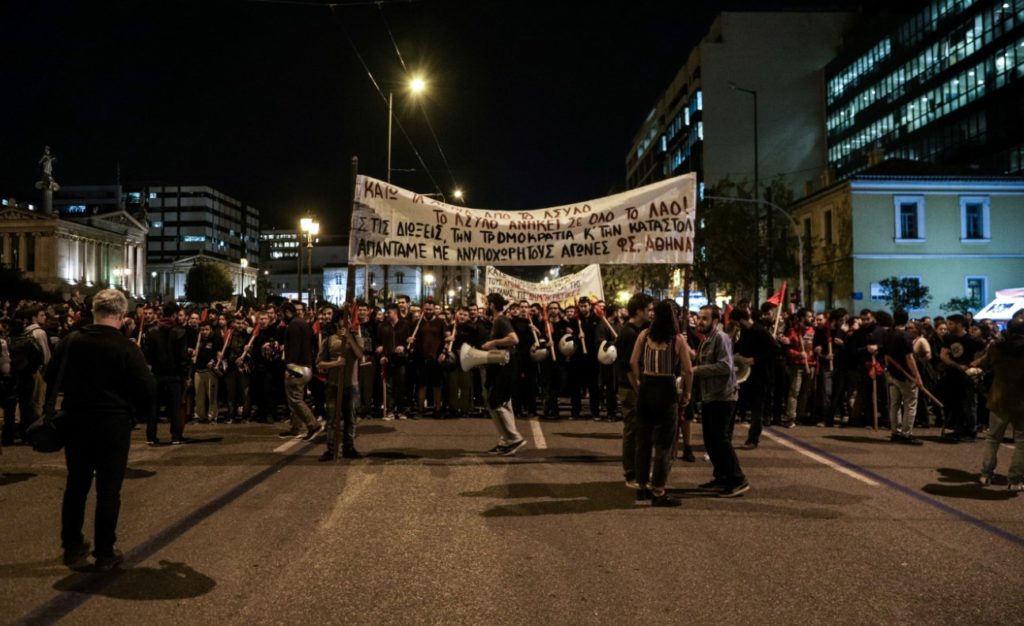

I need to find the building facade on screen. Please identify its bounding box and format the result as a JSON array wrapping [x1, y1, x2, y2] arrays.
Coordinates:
[[0, 201, 148, 297], [788, 162, 1024, 316], [826, 0, 1024, 180], [626, 11, 856, 197]]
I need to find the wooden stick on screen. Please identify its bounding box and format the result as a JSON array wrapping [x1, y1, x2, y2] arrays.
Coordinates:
[[827, 335, 834, 372], [599, 313, 619, 340], [578, 318, 587, 355], [334, 351, 345, 464], [381, 361, 388, 417], [871, 354, 879, 431], [884, 355, 944, 408]]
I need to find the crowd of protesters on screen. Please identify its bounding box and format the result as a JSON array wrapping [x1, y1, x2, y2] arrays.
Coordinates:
[[2, 289, 1022, 491]]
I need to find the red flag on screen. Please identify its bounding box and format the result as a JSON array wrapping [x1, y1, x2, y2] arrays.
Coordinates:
[[767, 281, 788, 306], [724, 303, 733, 325]]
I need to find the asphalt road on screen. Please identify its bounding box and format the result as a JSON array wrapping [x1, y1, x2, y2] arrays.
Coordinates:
[[1, 415, 1021, 626]]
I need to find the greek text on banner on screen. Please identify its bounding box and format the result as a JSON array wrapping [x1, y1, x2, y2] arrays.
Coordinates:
[[484, 265, 605, 307], [348, 173, 696, 267]]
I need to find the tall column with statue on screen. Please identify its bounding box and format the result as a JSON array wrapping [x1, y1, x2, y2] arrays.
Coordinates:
[[35, 145, 60, 215]]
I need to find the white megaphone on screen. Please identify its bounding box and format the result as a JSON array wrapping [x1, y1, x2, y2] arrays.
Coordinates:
[[286, 364, 312, 384], [558, 334, 576, 358], [530, 342, 549, 362], [460, 343, 511, 372], [597, 340, 617, 365]]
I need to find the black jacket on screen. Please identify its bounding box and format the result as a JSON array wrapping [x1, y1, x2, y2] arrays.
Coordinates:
[[46, 324, 156, 419], [144, 320, 189, 379]]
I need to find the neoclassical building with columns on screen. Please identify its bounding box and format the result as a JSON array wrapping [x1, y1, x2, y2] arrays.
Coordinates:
[[0, 202, 148, 297]]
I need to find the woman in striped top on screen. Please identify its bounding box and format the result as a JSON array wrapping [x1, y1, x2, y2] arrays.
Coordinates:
[[629, 300, 693, 507]]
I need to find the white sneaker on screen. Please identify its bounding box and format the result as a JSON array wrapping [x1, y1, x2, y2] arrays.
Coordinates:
[[382, 413, 395, 421], [979, 473, 993, 486], [625, 480, 642, 490]]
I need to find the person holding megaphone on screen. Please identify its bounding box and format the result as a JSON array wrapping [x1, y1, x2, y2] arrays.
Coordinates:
[[479, 293, 528, 456]]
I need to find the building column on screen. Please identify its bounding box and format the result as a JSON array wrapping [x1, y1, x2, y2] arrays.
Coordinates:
[[17, 233, 27, 272], [135, 245, 145, 296], [1, 233, 9, 266]]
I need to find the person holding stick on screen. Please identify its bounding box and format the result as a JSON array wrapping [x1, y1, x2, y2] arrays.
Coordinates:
[[376, 303, 411, 420], [317, 308, 364, 462], [882, 309, 924, 445], [783, 308, 816, 428]]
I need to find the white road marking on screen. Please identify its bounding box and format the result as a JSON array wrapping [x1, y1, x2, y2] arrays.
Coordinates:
[[760, 428, 880, 487], [274, 438, 303, 453], [321, 473, 377, 530], [529, 418, 547, 450]]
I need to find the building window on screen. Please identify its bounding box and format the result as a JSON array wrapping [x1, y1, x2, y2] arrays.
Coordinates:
[[893, 196, 925, 241], [395, 272, 405, 285], [966, 276, 987, 305], [823, 210, 834, 246], [959, 196, 990, 241]]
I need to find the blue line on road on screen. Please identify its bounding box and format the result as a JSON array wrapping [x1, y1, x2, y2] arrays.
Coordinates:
[[765, 426, 1024, 549], [14, 441, 315, 626]]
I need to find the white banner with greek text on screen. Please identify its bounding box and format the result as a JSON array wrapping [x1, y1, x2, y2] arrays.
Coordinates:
[[348, 174, 696, 266], [484, 264, 604, 306]]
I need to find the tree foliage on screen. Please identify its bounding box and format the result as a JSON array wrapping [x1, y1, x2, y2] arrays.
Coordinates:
[[693, 178, 797, 303], [940, 296, 981, 315], [879, 276, 932, 311], [184, 261, 233, 304], [0, 263, 51, 302]]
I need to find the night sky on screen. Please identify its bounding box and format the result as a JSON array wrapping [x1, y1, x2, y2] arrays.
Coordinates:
[[2, 0, 855, 235]]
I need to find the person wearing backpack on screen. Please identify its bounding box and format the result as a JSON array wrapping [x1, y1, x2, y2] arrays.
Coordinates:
[[6, 317, 45, 441], [143, 303, 190, 445], [20, 304, 53, 422]]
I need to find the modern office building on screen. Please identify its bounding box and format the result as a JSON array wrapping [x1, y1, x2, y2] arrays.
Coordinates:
[[626, 11, 856, 197], [826, 0, 1024, 180], [788, 160, 1024, 316], [55, 183, 260, 301]]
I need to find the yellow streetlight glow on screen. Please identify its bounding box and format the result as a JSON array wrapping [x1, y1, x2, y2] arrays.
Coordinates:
[[453, 189, 464, 200], [409, 76, 426, 94], [240, 258, 248, 268], [424, 273, 435, 285], [300, 217, 313, 232]]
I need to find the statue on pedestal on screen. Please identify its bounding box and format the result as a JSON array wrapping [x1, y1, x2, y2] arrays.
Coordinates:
[[35, 145, 60, 214]]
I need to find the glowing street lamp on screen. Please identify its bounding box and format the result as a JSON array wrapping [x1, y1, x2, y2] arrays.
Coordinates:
[[300, 217, 319, 306], [453, 188, 464, 201], [388, 75, 429, 184]]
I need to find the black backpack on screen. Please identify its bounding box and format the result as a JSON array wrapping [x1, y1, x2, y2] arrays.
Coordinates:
[[9, 333, 44, 375]]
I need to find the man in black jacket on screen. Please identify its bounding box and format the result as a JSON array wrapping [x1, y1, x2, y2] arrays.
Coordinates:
[[48, 289, 156, 571], [143, 303, 189, 445]]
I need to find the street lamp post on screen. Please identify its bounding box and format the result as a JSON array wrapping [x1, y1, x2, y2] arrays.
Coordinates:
[[703, 195, 804, 309], [300, 217, 319, 307], [385, 76, 427, 304], [729, 82, 761, 303]]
